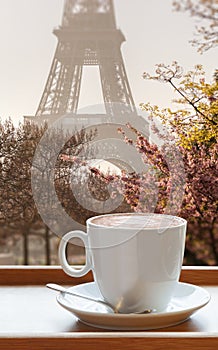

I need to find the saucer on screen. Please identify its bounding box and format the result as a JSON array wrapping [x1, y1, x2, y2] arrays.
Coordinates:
[[56, 282, 210, 330]]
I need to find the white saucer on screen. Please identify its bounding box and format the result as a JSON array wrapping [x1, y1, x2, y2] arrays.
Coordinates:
[[57, 282, 210, 330]]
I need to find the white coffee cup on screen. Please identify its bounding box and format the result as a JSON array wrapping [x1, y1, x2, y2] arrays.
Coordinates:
[[58, 213, 187, 313]]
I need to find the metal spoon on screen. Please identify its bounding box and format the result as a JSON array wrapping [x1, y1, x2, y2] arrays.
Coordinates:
[[46, 283, 154, 314]]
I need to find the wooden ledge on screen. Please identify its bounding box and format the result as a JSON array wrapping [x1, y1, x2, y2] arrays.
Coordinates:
[[0, 266, 217, 286], [0, 334, 218, 350]]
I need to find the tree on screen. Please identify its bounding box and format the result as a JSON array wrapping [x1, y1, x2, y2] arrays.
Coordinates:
[[173, 0, 218, 53], [126, 63, 218, 264], [0, 119, 24, 254], [0, 119, 97, 264], [0, 120, 49, 263], [141, 62, 218, 148]]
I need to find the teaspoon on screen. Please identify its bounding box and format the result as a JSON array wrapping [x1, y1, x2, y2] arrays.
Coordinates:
[[46, 283, 154, 314]]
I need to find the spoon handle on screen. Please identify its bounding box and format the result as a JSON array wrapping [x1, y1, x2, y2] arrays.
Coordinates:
[[46, 283, 114, 310], [46, 283, 154, 314]]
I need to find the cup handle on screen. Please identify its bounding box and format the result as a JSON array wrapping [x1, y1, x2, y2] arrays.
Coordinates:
[[58, 230, 92, 277]]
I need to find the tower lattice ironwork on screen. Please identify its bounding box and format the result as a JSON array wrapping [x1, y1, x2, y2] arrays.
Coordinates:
[[35, 0, 138, 119]]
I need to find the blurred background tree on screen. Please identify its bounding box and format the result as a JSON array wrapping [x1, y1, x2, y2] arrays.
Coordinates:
[[0, 120, 98, 264], [173, 0, 218, 53]]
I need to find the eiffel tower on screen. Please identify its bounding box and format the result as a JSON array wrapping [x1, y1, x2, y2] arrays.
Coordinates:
[[31, 0, 141, 122], [29, 0, 149, 233]]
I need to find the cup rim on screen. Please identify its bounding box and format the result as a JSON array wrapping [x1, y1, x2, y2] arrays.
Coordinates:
[[87, 212, 187, 230]]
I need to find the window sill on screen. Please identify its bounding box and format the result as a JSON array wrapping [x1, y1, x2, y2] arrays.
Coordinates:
[[0, 266, 218, 350]]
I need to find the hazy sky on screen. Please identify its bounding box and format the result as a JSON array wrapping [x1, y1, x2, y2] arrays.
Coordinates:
[[0, 0, 217, 124]]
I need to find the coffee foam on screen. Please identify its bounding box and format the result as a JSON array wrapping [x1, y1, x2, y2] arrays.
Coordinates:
[[91, 213, 183, 229]]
